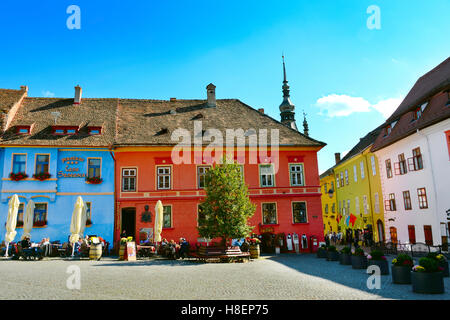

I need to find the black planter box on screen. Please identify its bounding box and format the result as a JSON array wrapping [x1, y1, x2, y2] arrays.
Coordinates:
[[392, 266, 412, 284], [411, 272, 445, 294], [439, 260, 449, 277], [327, 251, 339, 261], [368, 259, 389, 275], [317, 249, 327, 258], [351, 255, 368, 269], [339, 253, 352, 265]]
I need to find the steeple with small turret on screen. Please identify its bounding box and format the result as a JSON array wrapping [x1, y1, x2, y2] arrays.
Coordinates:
[[279, 55, 298, 131]]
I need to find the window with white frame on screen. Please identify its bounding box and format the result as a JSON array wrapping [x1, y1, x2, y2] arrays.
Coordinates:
[[360, 161, 365, 179], [197, 166, 210, 189], [345, 169, 349, 185], [157, 166, 171, 190], [353, 165, 357, 182], [122, 168, 136, 192], [374, 193, 380, 213], [355, 196, 360, 214], [371, 156, 376, 176], [260, 164, 274, 187], [363, 195, 368, 214], [289, 164, 304, 186]]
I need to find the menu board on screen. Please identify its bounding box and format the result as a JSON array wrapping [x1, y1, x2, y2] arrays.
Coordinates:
[[126, 242, 136, 261]]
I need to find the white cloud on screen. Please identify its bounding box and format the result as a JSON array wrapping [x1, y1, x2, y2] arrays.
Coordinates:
[[315, 94, 403, 119], [42, 90, 55, 97]]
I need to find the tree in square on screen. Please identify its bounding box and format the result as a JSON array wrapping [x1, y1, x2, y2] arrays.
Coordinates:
[[197, 158, 256, 246]]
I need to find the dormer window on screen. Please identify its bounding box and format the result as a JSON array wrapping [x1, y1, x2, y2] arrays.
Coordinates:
[[16, 124, 33, 135], [88, 126, 102, 135], [386, 125, 392, 136], [52, 126, 79, 135], [413, 107, 422, 121]]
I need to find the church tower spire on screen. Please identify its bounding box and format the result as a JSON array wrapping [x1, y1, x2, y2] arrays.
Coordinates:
[[303, 111, 309, 136], [279, 55, 298, 131]]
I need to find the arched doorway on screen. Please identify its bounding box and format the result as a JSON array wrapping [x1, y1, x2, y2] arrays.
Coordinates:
[[377, 220, 385, 243]]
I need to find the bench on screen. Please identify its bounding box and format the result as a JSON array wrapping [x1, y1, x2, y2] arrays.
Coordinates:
[[189, 252, 251, 263]]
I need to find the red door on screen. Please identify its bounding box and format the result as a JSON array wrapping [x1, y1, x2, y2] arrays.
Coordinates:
[[408, 225, 416, 244], [423, 225, 433, 245], [389, 227, 398, 244]]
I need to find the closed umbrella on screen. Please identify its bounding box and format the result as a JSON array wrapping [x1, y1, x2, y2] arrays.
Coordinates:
[[69, 196, 85, 257], [154, 200, 163, 243], [21, 200, 35, 241], [4, 195, 20, 257], [79, 198, 87, 239]]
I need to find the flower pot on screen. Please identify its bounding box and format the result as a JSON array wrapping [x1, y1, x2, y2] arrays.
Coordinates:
[[438, 260, 449, 277], [339, 253, 352, 265], [118, 244, 126, 260], [391, 266, 412, 284], [411, 272, 445, 294], [327, 251, 339, 261], [249, 244, 260, 259], [351, 255, 368, 269], [368, 259, 389, 275], [316, 248, 327, 258]]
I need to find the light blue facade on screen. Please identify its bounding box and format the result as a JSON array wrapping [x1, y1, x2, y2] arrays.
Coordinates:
[[0, 147, 115, 244]]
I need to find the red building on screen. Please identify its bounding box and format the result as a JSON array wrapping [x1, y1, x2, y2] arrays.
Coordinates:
[[112, 66, 326, 251]]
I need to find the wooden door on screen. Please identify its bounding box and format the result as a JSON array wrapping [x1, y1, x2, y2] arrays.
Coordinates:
[[423, 225, 433, 245], [389, 227, 398, 244], [408, 225, 416, 244]]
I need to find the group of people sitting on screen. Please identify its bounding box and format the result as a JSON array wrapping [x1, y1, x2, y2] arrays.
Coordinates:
[[70, 235, 107, 257], [158, 238, 190, 259], [10, 236, 52, 259]]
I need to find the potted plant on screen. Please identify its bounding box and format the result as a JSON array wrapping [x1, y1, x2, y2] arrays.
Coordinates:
[[326, 245, 339, 261], [249, 238, 261, 259], [316, 244, 327, 258], [427, 252, 449, 277], [367, 249, 389, 275], [33, 172, 51, 181], [391, 254, 414, 284], [351, 248, 368, 269], [411, 257, 445, 294], [339, 246, 352, 265], [9, 172, 28, 181], [118, 237, 129, 260], [86, 177, 103, 184]]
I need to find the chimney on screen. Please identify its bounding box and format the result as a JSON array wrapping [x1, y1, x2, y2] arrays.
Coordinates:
[[258, 108, 264, 114], [20, 85, 28, 93], [335, 152, 341, 164], [170, 97, 177, 102], [74, 85, 82, 105], [206, 83, 216, 108]]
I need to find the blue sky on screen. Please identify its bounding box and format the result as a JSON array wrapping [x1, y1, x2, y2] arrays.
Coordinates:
[[0, 0, 449, 173]]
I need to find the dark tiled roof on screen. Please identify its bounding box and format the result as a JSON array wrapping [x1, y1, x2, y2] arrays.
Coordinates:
[[339, 125, 384, 162], [0, 97, 118, 147], [372, 90, 450, 151], [0, 88, 27, 112], [386, 57, 450, 122], [319, 167, 334, 179], [115, 98, 326, 147]]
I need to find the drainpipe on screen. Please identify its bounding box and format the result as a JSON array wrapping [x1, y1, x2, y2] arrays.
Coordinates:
[[109, 146, 118, 253], [416, 129, 442, 244]]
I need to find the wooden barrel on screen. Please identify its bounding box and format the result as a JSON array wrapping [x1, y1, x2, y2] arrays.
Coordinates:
[[118, 245, 126, 260], [249, 245, 260, 259], [89, 244, 102, 260]]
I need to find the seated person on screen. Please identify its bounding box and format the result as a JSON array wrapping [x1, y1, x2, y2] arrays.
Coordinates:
[[39, 237, 51, 257]]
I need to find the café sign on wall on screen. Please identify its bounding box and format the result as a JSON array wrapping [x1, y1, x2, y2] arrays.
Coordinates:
[[58, 156, 87, 178]]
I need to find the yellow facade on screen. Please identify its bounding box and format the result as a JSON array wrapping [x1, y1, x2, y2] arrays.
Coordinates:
[[334, 148, 386, 242], [320, 169, 338, 235]]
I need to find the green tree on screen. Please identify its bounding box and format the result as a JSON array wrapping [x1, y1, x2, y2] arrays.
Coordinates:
[[197, 159, 256, 246]]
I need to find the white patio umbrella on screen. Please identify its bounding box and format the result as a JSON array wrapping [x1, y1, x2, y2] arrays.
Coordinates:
[[154, 200, 164, 244], [69, 196, 85, 257], [21, 199, 35, 241], [4, 194, 20, 257], [79, 197, 87, 240]]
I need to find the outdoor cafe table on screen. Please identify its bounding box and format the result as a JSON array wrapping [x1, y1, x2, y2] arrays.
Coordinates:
[[136, 245, 155, 258]]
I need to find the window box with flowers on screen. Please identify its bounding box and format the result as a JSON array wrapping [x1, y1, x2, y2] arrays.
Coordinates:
[[339, 246, 352, 265], [411, 257, 445, 294], [33, 220, 48, 228], [326, 245, 339, 261], [391, 254, 414, 284], [427, 252, 448, 277], [249, 238, 260, 259], [316, 244, 328, 258], [33, 172, 51, 181], [351, 248, 368, 269], [367, 250, 389, 274], [9, 172, 28, 181], [85, 177, 103, 184]]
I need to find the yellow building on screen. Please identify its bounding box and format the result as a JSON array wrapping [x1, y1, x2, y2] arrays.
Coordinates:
[[333, 126, 386, 243], [320, 168, 338, 236]]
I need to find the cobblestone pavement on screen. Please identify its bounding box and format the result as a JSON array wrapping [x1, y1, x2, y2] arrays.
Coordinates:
[[0, 254, 449, 300]]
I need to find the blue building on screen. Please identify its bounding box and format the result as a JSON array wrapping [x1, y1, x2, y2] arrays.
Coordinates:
[[0, 86, 116, 244]]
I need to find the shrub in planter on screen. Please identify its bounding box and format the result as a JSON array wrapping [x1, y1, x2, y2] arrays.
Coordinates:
[[326, 245, 339, 261], [427, 252, 449, 277], [351, 248, 367, 269], [391, 254, 414, 284], [367, 250, 389, 275], [339, 247, 352, 265], [316, 245, 327, 258], [411, 257, 445, 294]]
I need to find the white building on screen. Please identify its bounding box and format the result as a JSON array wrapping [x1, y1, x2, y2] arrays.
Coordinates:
[[371, 57, 450, 247]]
